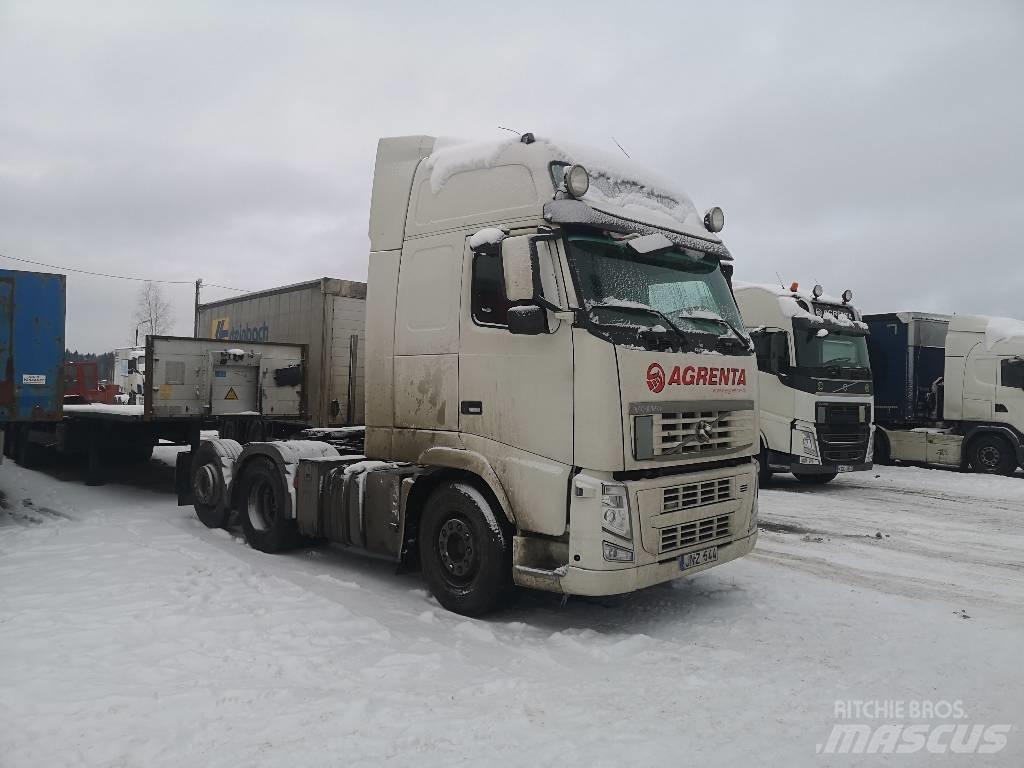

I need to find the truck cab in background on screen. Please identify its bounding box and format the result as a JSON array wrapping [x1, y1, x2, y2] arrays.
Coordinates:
[[734, 283, 874, 485], [865, 312, 1024, 475], [113, 347, 145, 404], [182, 134, 761, 615]]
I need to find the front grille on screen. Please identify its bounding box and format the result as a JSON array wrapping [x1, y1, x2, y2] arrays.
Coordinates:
[[663, 477, 733, 513], [816, 426, 870, 463], [647, 409, 755, 458], [659, 513, 732, 553]]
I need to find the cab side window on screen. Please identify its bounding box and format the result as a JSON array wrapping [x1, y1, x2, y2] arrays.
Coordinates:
[[751, 330, 773, 372], [471, 251, 510, 327], [1001, 359, 1024, 388]]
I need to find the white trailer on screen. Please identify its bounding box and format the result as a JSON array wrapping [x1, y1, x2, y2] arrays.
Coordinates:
[[177, 134, 761, 615], [735, 282, 874, 485]]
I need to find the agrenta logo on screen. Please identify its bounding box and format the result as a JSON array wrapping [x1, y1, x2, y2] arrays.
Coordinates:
[[646, 362, 747, 392], [646, 363, 667, 393]]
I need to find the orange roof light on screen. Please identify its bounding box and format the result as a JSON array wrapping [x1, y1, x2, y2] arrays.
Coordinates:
[[789, 281, 799, 293]]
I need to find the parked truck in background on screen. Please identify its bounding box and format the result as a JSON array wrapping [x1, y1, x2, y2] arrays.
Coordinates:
[[176, 134, 761, 615], [0, 268, 66, 464], [735, 282, 874, 485], [865, 312, 1024, 475]]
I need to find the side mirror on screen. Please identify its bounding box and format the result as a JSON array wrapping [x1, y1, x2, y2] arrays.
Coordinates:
[[500, 235, 536, 302], [507, 305, 548, 335]]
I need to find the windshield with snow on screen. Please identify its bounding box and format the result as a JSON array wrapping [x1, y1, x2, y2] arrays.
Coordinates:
[[793, 327, 871, 379], [565, 234, 747, 353]]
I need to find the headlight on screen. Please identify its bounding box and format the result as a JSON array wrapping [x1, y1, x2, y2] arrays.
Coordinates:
[[601, 483, 632, 540], [602, 541, 634, 563], [564, 164, 590, 197], [799, 429, 818, 458]]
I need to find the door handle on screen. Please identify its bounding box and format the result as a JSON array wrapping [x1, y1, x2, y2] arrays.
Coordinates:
[[460, 401, 483, 415]]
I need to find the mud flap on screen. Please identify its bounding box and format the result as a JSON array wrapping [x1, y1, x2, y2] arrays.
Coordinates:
[[176, 450, 195, 506]]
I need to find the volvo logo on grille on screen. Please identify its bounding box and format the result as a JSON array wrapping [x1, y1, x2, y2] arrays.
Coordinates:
[[695, 420, 715, 444]]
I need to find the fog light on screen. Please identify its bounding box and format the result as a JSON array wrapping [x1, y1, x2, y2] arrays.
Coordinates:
[[601, 483, 632, 540], [564, 164, 590, 198], [602, 541, 634, 563]]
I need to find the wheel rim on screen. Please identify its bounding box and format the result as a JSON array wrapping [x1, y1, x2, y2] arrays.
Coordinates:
[[248, 479, 278, 531], [977, 445, 1001, 470], [436, 515, 479, 586], [193, 463, 220, 506]]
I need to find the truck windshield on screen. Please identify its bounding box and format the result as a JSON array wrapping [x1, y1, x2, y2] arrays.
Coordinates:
[[793, 328, 871, 376], [565, 235, 745, 347]]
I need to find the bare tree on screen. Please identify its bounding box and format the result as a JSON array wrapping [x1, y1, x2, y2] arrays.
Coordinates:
[[134, 281, 173, 343]]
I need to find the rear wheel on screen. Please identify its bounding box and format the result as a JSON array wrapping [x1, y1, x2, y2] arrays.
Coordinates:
[[794, 472, 838, 485], [419, 482, 512, 616], [238, 458, 300, 552], [969, 434, 1016, 476], [191, 442, 233, 529]]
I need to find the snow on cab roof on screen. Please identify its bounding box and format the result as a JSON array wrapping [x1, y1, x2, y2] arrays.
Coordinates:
[[423, 135, 712, 241], [948, 314, 1024, 350]]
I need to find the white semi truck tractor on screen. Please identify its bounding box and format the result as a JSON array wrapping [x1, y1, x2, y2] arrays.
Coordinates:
[[178, 134, 761, 615], [864, 312, 1024, 474], [734, 282, 874, 485]]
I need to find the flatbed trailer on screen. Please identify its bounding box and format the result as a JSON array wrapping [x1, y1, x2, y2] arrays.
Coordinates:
[[16, 335, 315, 484]]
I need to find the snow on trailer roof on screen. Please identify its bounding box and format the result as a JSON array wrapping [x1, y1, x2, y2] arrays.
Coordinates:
[[423, 135, 719, 244]]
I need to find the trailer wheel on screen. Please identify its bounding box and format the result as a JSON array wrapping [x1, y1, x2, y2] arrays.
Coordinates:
[[968, 434, 1016, 476], [794, 472, 838, 485], [238, 458, 300, 552], [419, 482, 512, 617], [191, 442, 232, 529]]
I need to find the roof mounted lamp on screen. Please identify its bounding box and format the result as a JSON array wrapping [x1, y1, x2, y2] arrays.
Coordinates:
[[842, 289, 854, 304], [703, 206, 725, 233], [564, 164, 590, 198], [812, 284, 824, 299]]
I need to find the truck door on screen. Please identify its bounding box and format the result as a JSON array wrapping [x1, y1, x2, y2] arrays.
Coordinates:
[[458, 236, 574, 467], [962, 345, 996, 421]]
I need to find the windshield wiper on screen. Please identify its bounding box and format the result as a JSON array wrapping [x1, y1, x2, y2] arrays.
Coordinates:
[[590, 303, 689, 348], [676, 312, 751, 351]]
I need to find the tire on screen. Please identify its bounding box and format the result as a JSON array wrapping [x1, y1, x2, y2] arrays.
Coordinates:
[[873, 432, 893, 465], [238, 458, 301, 553], [15, 428, 42, 469], [969, 434, 1016, 476], [191, 442, 233, 529], [794, 472, 838, 485], [758, 443, 773, 487], [419, 482, 512, 617]]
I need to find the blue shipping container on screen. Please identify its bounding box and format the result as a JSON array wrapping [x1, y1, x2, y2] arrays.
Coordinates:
[[0, 268, 66, 422]]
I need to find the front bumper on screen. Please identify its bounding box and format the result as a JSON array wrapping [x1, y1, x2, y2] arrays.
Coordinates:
[[788, 458, 872, 474], [513, 458, 759, 596], [540, 531, 757, 596]]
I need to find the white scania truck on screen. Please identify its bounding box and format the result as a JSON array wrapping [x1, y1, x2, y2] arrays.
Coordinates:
[[176, 134, 760, 615], [865, 312, 1024, 474], [734, 283, 874, 485]]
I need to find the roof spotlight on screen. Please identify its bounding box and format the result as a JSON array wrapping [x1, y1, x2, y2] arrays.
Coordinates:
[[790, 282, 799, 293], [812, 284, 824, 298], [842, 289, 854, 304], [703, 206, 725, 233], [564, 164, 590, 198]]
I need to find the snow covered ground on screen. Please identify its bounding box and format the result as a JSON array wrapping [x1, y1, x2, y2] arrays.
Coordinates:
[[1, 449, 1021, 766]]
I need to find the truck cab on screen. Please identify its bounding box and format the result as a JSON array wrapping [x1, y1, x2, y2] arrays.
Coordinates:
[[735, 283, 874, 485], [866, 312, 1024, 474], [184, 134, 761, 615], [114, 347, 145, 404]]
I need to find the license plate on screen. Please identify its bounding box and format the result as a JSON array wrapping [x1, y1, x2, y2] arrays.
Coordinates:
[[837, 465, 854, 473], [679, 545, 718, 571]]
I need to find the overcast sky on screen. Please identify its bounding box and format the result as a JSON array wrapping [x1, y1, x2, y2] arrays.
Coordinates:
[[1, 1, 1021, 351]]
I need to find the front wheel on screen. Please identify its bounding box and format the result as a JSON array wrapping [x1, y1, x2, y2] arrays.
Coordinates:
[[238, 458, 300, 553], [969, 435, 1017, 476], [419, 482, 512, 617], [794, 472, 838, 485]]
